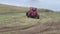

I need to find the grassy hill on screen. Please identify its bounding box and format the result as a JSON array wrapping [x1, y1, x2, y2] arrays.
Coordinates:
[[0, 4, 54, 13], [0, 4, 60, 34], [0, 4, 60, 26], [0, 4, 28, 13]]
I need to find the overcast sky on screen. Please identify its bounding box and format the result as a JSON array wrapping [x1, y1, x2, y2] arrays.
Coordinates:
[[0, 0, 60, 11]]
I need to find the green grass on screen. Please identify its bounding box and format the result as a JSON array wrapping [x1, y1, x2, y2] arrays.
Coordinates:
[[39, 12, 60, 23], [0, 13, 39, 28], [0, 4, 60, 29], [0, 12, 60, 28], [0, 13, 24, 19]]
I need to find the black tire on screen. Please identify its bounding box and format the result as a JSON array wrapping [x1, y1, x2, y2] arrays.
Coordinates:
[[26, 12, 30, 17], [36, 15, 39, 19]]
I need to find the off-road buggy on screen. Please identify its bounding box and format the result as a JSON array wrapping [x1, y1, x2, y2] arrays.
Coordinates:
[[26, 7, 39, 19]]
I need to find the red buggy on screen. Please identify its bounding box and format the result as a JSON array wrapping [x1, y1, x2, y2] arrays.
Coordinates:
[[26, 7, 39, 19]]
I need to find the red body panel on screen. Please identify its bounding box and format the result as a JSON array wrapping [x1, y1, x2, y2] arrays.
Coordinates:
[[28, 7, 38, 16]]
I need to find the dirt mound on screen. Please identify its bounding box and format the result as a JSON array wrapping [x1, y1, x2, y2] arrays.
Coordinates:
[[40, 21, 60, 34], [0, 21, 60, 34]]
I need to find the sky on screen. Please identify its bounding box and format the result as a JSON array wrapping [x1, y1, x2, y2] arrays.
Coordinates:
[[0, 0, 60, 11]]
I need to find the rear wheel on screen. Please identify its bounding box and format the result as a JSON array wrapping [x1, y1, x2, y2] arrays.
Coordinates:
[[36, 15, 39, 19]]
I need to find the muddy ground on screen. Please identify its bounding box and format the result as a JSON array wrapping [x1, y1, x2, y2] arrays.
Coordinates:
[[0, 21, 60, 34]]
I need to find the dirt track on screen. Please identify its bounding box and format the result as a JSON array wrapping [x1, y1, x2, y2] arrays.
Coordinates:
[[0, 21, 60, 34], [0, 22, 40, 34]]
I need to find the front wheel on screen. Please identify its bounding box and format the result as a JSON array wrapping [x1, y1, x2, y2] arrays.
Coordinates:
[[26, 12, 30, 17]]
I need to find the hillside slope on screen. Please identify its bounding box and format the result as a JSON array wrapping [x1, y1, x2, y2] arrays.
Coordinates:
[[0, 4, 28, 13], [0, 4, 60, 34], [0, 4, 53, 13]]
